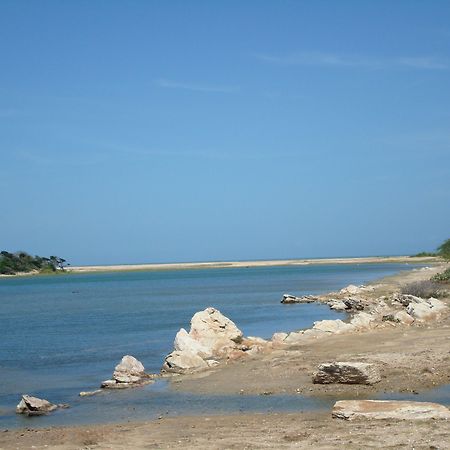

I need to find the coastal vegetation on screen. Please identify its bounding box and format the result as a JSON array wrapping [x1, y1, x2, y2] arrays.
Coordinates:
[[413, 237, 450, 259], [0, 251, 68, 275]]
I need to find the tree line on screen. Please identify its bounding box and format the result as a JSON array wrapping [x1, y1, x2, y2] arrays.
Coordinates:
[[0, 251, 68, 275]]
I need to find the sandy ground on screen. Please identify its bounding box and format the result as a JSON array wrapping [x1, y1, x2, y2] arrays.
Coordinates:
[[66, 255, 438, 274], [1, 262, 449, 449]]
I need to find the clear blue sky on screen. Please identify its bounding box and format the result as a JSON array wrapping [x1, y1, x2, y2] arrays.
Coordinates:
[[1, 1, 449, 265]]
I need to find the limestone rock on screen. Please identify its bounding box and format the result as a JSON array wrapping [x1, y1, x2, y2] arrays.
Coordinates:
[[349, 312, 375, 330], [332, 400, 450, 420], [281, 294, 317, 304], [313, 362, 381, 385], [394, 310, 415, 325], [16, 395, 60, 415], [406, 298, 446, 321], [328, 300, 348, 311], [113, 355, 145, 383], [162, 350, 209, 373], [162, 307, 244, 374], [102, 355, 153, 388], [312, 319, 355, 334]]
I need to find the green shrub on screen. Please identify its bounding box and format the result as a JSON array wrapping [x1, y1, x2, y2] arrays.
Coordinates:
[[432, 267, 450, 283]]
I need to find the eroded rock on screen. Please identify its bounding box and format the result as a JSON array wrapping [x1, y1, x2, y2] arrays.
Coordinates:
[[313, 362, 381, 385], [101, 355, 153, 388], [16, 395, 66, 416], [162, 307, 244, 374], [332, 400, 450, 420], [281, 294, 318, 304]]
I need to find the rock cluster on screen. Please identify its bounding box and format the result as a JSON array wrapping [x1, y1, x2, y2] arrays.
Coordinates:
[[162, 307, 268, 374], [332, 400, 450, 420], [281, 294, 318, 304], [101, 355, 153, 389], [313, 362, 381, 385], [16, 395, 68, 416]]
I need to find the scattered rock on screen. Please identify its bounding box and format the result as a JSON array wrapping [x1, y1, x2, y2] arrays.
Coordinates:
[[313, 362, 381, 385], [16, 395, 67, 416], [79, 390, 102, 397], [393, 310, 415, 325], [327, 300, 348, 311], [312, 319, 354, 334], [332, 400, 450, 420], [342, 298, 365, 311], [281, 294, 318, 304], [349, 312, 375, 330], [101, 355, 154, 388]]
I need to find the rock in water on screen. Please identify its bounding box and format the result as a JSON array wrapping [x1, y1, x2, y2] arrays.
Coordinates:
[[16, 395, 58, 415], [113, 355, 145, 383], [101, 355, 152, 388], [162, 307, 243, 374], [332, 400, 450, 420], [313, 362, 381, 385]]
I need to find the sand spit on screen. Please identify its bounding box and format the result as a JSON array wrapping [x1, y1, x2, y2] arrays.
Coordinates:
[[64, 255, 439, 274]]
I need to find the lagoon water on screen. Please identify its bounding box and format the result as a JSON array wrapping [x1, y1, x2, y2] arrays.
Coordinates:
[[0, 263, 422, 428]]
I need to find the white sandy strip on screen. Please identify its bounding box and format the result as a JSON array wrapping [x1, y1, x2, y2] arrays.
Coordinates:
[[65, 256, 437, 274]]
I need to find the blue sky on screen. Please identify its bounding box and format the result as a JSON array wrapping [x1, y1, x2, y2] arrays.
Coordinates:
[[1, 1, 449, 265]]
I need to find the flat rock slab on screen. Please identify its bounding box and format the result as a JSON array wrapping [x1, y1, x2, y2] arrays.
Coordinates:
[[313, 362, 381, 385], [332, 400, 450, 420]]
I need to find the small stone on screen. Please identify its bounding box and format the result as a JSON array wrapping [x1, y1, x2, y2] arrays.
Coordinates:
[[313, 362, 381, 385]]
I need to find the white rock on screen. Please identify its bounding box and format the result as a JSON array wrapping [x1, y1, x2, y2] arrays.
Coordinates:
[[16, 395, 58, 415], [174, 328, 212, 358], [283, 331, 306, 344], [271, 332, 288, 343], [349, 312, 375, 330], [332, 400, 450, 420], [394, 310, 415, 325], [113, 355, 145, 383], [162, 350, 209, 373], [189, 307, 243, 355], [328, 300, 348, 311], [313, 319, 355, 334], [340, 285, 362, 295]]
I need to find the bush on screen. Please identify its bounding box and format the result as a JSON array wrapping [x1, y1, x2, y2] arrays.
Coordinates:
[[401, 280, 447, 298], [432, 267, 450, 283]]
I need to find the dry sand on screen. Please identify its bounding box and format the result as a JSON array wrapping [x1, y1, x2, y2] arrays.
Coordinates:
[[1, 261, 449, 449], [66, 255, 438, 274]]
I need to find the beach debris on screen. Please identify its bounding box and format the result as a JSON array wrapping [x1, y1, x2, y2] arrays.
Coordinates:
[[16, 395, 68, 416], [162, 307, 244, 374], [281, 294, 318, 304], [101, 355, 154, 389], [79, 389, 102, 397], [313, 362, 381, 385], [332, 400, 450, 420]]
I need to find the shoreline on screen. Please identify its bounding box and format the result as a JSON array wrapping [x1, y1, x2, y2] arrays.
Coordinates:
[[66, 255, 438, 274], [1, 262, 449, 448]]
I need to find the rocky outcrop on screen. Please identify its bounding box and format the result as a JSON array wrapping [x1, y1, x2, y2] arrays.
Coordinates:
[[312, 319, 355, 334], [281, 294, 318, 304], [16, 395, 68, 416], [313, 362, 381, 385], [101, 355, 154, 388], [406, 297, 447, 321], [162, 307, 245, 374], [332, 400, 450, 420]]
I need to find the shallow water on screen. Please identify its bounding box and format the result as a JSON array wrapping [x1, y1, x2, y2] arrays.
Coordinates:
[[0, 262, 425, 428]]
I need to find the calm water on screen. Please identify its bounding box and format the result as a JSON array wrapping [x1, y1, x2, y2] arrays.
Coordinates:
[[0, 263, 425, 428]]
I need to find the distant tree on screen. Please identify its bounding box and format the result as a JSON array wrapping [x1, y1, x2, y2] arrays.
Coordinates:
[[437, 238, 450, 259]]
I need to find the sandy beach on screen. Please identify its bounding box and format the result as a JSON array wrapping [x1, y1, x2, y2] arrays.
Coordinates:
[[66, 255, 438, 274], [1, 261, 449, 449]]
